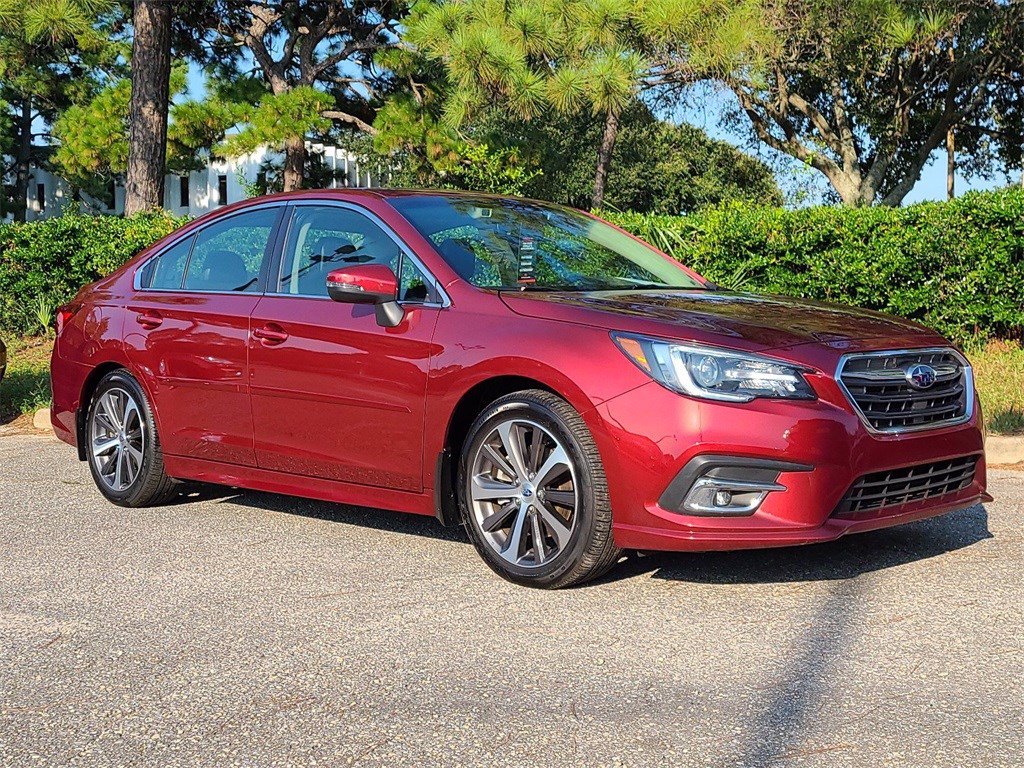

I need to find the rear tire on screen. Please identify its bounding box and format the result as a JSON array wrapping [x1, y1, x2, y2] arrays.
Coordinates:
[[85, 369, 178, 507], [458, 389, 621, 588]]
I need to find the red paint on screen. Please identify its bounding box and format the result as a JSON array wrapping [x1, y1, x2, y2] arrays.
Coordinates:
[[51, 190, 989, 551], [326, 264, 398, 302]]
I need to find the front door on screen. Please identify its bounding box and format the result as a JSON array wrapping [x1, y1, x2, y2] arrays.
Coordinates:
[[248, 203, 444, 492], [124, 205, 282, 465]]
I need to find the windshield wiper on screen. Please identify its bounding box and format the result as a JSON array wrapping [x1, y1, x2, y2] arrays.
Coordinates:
[[502, 282, 713, 292], [584, 283, 712, 292]]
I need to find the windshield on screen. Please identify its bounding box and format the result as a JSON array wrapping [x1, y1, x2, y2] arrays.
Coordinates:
[[388, 195, 704, 291]]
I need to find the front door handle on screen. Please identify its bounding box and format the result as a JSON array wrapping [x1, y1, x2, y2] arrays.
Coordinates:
[[135, 310, 163, 329], [252, 324, 289, 346]]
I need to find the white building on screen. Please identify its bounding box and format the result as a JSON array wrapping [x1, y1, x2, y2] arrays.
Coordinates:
[[11, 142, 380, 222]]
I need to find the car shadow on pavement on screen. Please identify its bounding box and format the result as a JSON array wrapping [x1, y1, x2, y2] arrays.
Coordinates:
[[191, 483, 992, 587], [200, 487, 471, 544], [600, 503, 992, 586]]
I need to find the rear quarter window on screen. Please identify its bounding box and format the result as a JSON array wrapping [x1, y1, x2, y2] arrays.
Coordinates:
[[138, 236, 193, 290]]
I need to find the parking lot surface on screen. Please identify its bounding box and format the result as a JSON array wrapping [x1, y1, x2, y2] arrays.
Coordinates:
[[1, 433, 1021, 767]]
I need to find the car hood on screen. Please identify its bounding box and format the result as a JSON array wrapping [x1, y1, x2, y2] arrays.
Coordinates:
[[499, 289, 945, 355]]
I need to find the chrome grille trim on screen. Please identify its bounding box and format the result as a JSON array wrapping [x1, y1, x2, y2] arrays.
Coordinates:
[[836, 347, 974, 434], [834, 455, 979, 516]]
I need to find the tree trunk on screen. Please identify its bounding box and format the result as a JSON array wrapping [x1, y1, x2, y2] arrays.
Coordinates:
[[591, 110, 619, 210], [125, 0, 172, 216], [946, 45, 955, 201], [282, 135, 306, 191], [13, 99, 32, 223], [946, 128, 955, 200]]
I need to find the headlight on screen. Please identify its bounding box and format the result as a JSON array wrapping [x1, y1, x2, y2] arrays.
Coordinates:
[[612, 333, 816, 402]]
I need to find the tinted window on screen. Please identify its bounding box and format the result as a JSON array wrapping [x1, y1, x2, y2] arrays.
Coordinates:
[[397, 255, 433, 302], [279, 205, 422, 299], [139, 236, 193, 290], [389, 195, 703, 292], [183, 208, 277, 293]]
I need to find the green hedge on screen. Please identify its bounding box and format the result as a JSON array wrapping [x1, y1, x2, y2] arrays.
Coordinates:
[[607, 187, 1024, 343], [2, 188, 1022, 342], [0, 212, 184, 335]]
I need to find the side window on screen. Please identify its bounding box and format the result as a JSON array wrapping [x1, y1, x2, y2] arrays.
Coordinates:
[[183, 208, 278, 292], [139, 235, 193, 290], [278, 206, 404, 297], [397, 254, 434, 303]]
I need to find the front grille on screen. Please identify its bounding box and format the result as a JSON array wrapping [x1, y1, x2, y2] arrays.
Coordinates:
[[838, 349, 970, 432], [835, 455, 979, 516]]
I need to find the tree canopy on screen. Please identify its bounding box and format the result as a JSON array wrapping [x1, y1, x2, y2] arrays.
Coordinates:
[[723, 0, 1024, 206], [0, 0, 120, 218], [480, 101, 784, 212], [406, 0, 770, 206], [6, 0, 1024, 215]]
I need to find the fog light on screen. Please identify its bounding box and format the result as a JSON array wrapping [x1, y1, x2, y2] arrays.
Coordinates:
[[681, 476, 785, 516]]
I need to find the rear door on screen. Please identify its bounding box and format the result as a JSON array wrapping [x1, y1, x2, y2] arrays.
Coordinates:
[[124, 205, 284, 465], [248, 202, 445, 492]]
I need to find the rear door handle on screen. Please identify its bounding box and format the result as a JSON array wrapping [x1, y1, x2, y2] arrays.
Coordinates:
[[135, 310, 163, 329], [252, 324, 288, 346]]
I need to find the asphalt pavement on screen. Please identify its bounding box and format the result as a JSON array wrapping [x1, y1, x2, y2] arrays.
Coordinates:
[[1, 433, 1021, 767]]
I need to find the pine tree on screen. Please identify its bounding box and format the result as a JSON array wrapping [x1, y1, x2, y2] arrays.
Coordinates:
[[124, 0, 172, 215], [209, 0, 403, 190], [408, 0, 769, 208], [0, 0, 115, 220]]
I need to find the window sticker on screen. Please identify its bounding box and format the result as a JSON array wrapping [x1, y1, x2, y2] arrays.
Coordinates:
[[517, 236, 536, 284]]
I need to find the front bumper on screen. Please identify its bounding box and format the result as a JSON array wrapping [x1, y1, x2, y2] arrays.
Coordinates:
[[590, 376, 989, 553]]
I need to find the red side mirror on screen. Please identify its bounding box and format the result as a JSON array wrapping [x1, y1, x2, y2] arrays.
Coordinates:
[[326, 264, 398, 305]]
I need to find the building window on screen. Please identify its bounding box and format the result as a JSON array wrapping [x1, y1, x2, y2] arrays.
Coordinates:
[[36, 183, 46, 211], [217, 175, 228, 206], [179, 176, 189, 208]]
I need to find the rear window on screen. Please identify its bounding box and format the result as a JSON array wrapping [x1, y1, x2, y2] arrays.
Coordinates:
[[183, 209, 277, 292], [138, 236, 193, 290]]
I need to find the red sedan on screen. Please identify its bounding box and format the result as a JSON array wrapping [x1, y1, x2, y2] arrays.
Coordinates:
[[50, 191, 990, 588]]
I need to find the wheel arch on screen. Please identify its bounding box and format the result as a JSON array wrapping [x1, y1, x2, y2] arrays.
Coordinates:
[[77, 361, 162, 462], [76, 362, 126, 460], [434, 375, 566, 527]]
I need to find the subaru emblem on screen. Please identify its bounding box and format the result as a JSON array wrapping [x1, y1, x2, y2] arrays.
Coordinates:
[[905, 363, 937, 389]]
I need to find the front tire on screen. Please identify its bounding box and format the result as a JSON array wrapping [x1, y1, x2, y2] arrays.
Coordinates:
[[459, 389, 621, 588], [85, 369, 178, 507]]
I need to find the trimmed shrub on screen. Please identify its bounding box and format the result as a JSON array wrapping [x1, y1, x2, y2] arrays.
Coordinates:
[[2, 188, 1021, 343], [0, 212, 185, 335], [606, 187, 1024, 343]]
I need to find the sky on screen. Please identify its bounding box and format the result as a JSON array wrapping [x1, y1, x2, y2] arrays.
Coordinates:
[[904, 156, 1016, 204]]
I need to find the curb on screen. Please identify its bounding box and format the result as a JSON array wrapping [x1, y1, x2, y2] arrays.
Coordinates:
[[987, 435, 1024, 466], [32, 407, 51, 432]]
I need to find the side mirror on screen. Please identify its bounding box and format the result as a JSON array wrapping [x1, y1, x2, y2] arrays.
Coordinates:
[[326, 264, 404, 327]]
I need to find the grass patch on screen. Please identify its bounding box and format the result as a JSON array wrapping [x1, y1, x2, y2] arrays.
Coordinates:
[[967, 339, 1024, 436], [0, 334, 1021, 435], [0, 336, 52, 424]]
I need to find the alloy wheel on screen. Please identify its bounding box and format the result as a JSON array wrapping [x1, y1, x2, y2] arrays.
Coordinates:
[[90, 387, 145, 492], [468, 418, 578, 568]]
